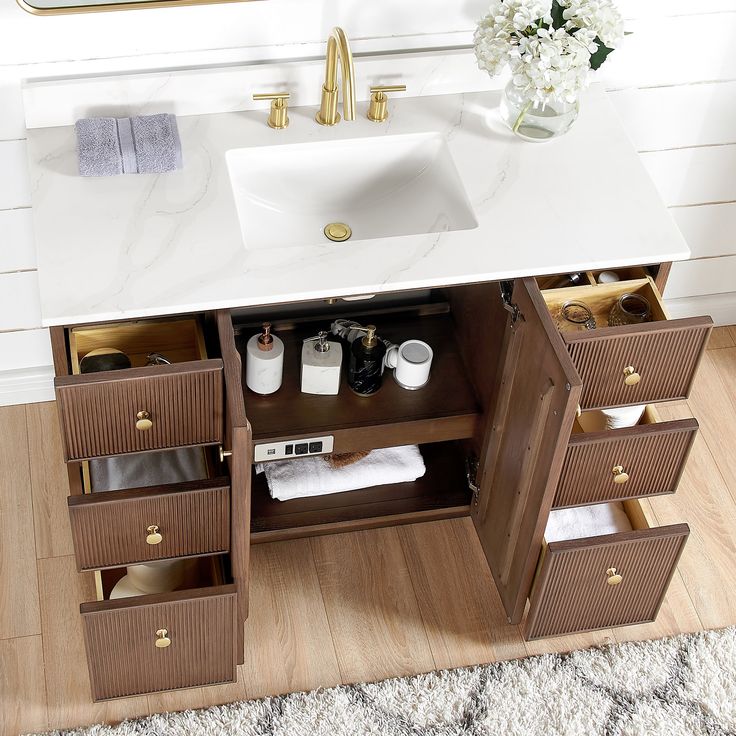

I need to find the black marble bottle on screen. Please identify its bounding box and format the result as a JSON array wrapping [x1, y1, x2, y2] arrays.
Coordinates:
[[348, 324, 386, 396]]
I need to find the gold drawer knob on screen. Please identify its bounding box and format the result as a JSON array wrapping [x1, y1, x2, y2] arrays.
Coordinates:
[[612, 465, 630, 484], [606, 567, 623, 586], [135, 410, 153, 431], [623, 366, 641, 386], [155, 628, 171, 648], [146, 525, 163, 545]]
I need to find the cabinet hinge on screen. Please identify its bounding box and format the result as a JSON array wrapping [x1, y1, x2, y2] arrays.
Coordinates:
[[465, 455, 480, 506], [499, 280, 523, 325]]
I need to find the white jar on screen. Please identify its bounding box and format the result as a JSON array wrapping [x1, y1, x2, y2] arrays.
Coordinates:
[[246, 322, 284, 395]]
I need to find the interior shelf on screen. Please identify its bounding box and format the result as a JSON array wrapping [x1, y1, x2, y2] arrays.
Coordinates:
[[250, 440, 471, 541], [235, 307, 481, 448]]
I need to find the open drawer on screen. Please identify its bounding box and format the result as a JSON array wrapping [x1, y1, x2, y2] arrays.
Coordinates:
[[539, 276, 712, 410], [68, 447, 231, 571], [525, 499, 689, 639], [554, 405, 698, 508], [54, 317, 224, 461], [81, 556, 236, 700]]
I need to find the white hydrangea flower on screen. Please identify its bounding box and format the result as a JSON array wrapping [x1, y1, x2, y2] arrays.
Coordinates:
[[474, 0, 622, 106], [559, 0, 624, 48]]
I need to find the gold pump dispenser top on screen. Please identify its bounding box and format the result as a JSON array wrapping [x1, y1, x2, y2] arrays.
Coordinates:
[[257, 322, 274, 352], [362, 325, 378, 348]]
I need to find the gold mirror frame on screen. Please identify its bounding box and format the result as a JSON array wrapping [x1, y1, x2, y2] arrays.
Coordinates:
[[18, 0, 257, 16]]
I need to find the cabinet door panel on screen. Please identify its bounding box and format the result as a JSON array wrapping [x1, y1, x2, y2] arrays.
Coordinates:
[[472, 279, 582, 625]]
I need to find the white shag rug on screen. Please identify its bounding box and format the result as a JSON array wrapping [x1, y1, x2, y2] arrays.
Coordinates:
[[34, 627, 736, 736]]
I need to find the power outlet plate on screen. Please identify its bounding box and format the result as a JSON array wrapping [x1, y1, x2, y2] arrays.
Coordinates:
[[254, 435, 335, 463]]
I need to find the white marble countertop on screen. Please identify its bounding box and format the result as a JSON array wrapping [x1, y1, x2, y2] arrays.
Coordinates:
[[27, 85, 689, 327]]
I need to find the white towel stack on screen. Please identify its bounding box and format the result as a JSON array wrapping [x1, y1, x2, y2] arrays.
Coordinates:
[[257, 445, 426, 502], [545, 502, 632, 542]]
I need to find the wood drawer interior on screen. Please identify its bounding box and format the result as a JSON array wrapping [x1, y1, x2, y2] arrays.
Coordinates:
[[80, 445, 221, 495], [92, 553, 228, 603], [69, 316, 207, 375], [541, 276, 668, 331]]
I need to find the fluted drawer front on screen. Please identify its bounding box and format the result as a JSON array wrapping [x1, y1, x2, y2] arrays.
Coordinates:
[[55, 361, 224, 461], [68, 480, 230, 570], [81, 586, 237, 700], [555, 418, 698, 508], [526, 524, 688, 640], [564, 318, 711, 410]]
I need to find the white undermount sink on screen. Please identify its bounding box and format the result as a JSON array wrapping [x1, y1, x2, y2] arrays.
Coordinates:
[[226, 132, 477, 250]]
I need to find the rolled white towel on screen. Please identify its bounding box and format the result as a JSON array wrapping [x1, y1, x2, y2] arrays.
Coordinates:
[[258, 444, 426, 502], [545, 502, 632, 543]]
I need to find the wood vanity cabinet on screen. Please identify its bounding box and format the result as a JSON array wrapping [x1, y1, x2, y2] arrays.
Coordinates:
[[50, 267, 712, 700]]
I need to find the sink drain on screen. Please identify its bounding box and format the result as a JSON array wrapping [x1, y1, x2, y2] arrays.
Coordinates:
[[324, 222, 352, 242]]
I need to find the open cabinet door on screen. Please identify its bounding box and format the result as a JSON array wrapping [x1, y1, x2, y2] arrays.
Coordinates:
[[472, 278, 582, 625], [216, 310, 252, 663]]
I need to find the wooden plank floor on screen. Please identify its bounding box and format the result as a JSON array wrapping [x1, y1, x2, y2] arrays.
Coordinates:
[[3, 327, 736, 734]]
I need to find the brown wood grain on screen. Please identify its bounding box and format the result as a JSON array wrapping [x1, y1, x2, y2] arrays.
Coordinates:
[[555, 415, 698, 507], [216, 310, 251, 663], [81, 585, 237, 700], [473, 278, 582, 625], [26, 402, 76, 559], [0, 405, 41, 639], [241, 539, 342, 699], [526, 523, 689, 639], [0, 636, 48, 734], [250, 440, 470, 535], [398, 517, 528, 668], [67, 479, 230, 570], [239, 312, 481, 444], [311, 527, 436, 683], [37, 555, 150, 728], [55, 360, 224, 461]]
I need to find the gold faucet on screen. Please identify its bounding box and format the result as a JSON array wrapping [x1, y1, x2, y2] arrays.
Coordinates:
[[315, 27, 356, 126]]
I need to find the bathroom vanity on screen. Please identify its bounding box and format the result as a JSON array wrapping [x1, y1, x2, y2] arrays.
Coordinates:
[[26, 75, 712, 700]]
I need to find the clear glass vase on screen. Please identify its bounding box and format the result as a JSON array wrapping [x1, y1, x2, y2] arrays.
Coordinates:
[[500, 81, 579, 142]]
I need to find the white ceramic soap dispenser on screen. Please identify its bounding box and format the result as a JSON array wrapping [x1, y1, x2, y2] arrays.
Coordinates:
[[301, 331, 342, 395], [246, 322, 284, 395]]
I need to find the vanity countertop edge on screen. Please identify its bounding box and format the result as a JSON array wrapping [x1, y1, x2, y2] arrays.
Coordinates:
[[26, 84, 689, 327]]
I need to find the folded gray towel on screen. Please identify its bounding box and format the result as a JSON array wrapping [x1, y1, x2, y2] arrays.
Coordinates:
[[75, 113, 182, 176], [131, 113, 183, 174], [76, 117, 123, 177], [116, 117, 138, 175]]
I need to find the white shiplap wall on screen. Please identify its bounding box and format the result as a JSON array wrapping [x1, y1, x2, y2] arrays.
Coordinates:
[[1, 0, 735, 404]]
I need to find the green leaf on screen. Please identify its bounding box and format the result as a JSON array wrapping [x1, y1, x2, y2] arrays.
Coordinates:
[[551, 0, 566, 29], [589, 36, 615, 70]]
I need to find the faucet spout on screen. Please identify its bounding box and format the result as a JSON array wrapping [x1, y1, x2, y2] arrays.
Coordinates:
[[316, 27, 356, 126]]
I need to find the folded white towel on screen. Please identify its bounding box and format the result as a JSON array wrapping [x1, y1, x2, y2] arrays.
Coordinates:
[[580, 405, 646, 432], [257, 445, 426, 502], [89, 447, 208, 492], [545, 502, 632, 543]]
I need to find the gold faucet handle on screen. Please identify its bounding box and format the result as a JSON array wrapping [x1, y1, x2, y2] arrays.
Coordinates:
[[253, 92, 290, 129], [368, 85, 406, 123]]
